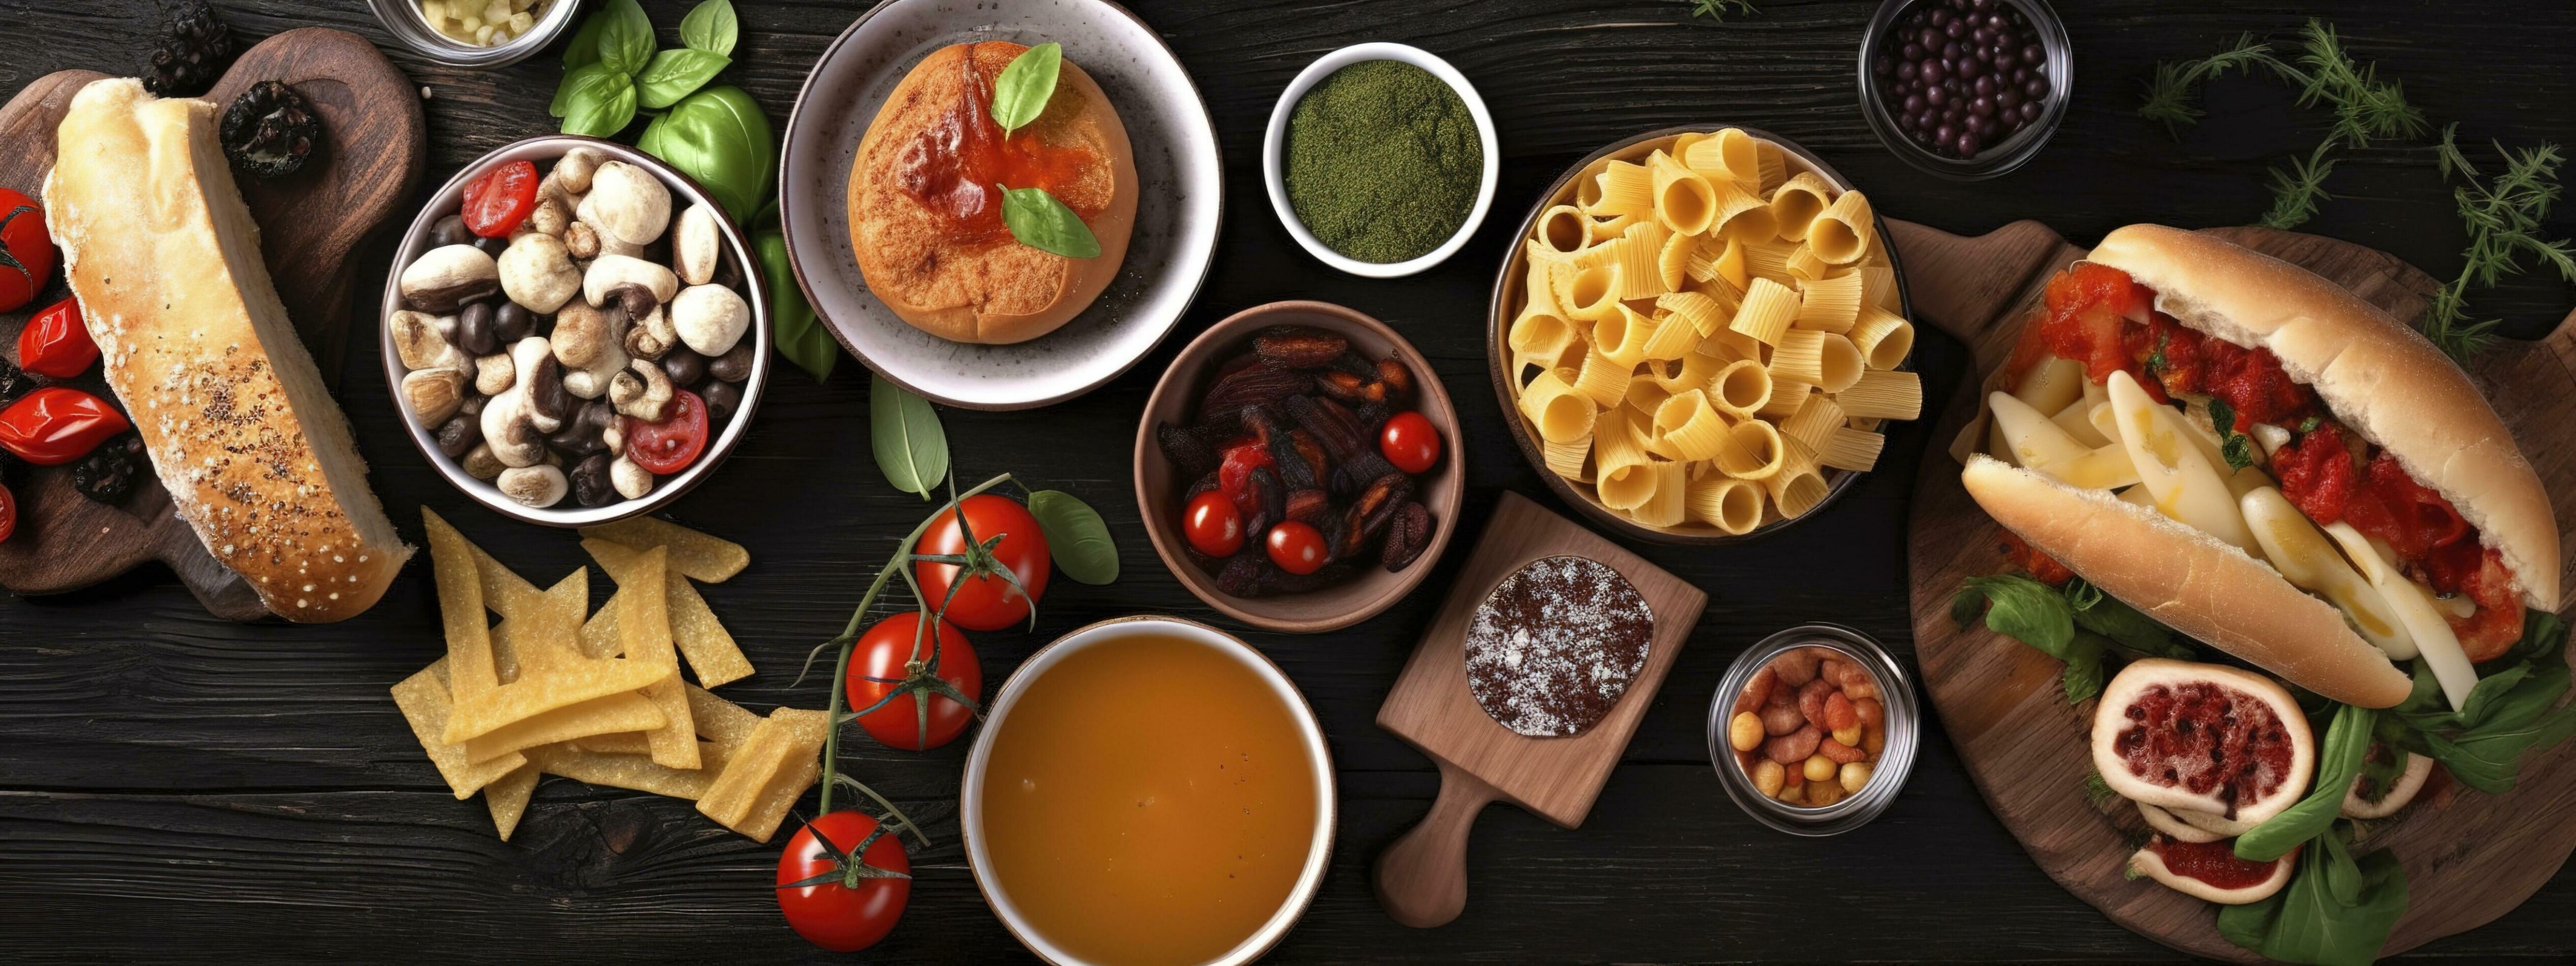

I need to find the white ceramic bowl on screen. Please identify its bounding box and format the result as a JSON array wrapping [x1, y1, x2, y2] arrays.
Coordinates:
[[378, 136, 771, 528], [961, 616, 1337, 965], [1262, 43, 1500, 278]]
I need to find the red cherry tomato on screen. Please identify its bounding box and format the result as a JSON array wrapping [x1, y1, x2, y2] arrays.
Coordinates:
[[776, 810, 911, 952], [0, 187, 54, 313], [1183, 489, 1244, 557], [460, 160, 540, 238], [912, 493, 1051, 631], [17, 296, 96, 378], [846, 611, 982, 751], [0, 387, 129, 465], [624, 389, 708, 476], [1266, 521, 1327, 575], [1379, 410, 1442, 475], [0, 481, 16, 543]]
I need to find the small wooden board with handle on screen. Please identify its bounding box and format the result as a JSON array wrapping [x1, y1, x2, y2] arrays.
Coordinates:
[[0, 28, 423, 621], [1373, 490, 1707, 928], [1893, 216, 2576, 961]]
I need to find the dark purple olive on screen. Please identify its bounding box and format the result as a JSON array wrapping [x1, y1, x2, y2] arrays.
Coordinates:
[[493, 302, 535, 343], [2023, 43, 2044, 64], [1957, 57, 1981, 80], [2025, 77, 2049, 98], [1934, 123, 1956, 145], [1902, 93, 1925, 115], [1919, 26, 1942, 48], [1925, 85, 1948, 106], [698, 378, 742, 425], [1999, 88, 2023, 110], [662, 348, 706, 388], [429, 215, 474, 249], [1955, 132, 1981, 157]]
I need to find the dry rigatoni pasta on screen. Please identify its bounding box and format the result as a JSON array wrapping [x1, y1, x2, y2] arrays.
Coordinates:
[[1502, 127, 1920, 534]]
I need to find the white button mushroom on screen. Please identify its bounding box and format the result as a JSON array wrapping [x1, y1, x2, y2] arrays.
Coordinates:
[[671, 283, 751, 357], [555, 147, 606, 195], [610, 357, 676, 422], [672, 203, 723, 286], [497, 233, 581, 313], [401, 367, 466, 427], [623, 303, 678, 361], [461, 442, 505, 481], [610, 453, 654, 500], [497, 464, 569, 508], [583, 254, 679, 310], [576, 161, 672, 249], [399, 244, 501, 313], [389, 309, 469, 375], [474, 351, 514, 397]]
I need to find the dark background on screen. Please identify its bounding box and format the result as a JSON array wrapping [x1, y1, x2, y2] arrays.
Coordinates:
[[5, 1, 2574, 962]]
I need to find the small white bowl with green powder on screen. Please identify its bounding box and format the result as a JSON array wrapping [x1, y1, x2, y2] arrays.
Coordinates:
[[1264, 43, 1499, 278]]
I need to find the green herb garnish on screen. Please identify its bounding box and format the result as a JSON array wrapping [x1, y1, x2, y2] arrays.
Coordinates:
[[870, 373, 950, 500], [1027, 490, 1118, 585], [679, 0, 737, 57], [1685, 0, 1757, 21], [990, 42, 1062, 136], [2238, 703, 2376, 861], [998, 184, 1102, 258], [2422, 127, 2576, 362], [552, 0, 737, 137]]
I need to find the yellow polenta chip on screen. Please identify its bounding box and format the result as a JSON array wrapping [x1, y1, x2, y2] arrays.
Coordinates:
[[484, 762, 539, 842], [580, 516, 749, 582], [686, 684, 762, 748], [427, 510, 672, 744], [615, 548, 699, 770], [567, 731, 652, 755], [460, 688, 666, 765], [532, 741, 729, 800], [696, 707, 830, 843], [586, 538, 754, 687], [390, 658, 526, 800]]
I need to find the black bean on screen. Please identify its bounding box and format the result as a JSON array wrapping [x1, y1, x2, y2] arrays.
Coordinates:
[[662, 348, 707, 387], [548, 400, 613, 459], [430, 215, 474, 249], [436, 413, 481, 458], [456, 301, 497, 356], [698, 378, 741, 425], [569, 453, 615, 507], [472, 234, 508, 257], [493, 302, 535, 343], [706, 344, 754, 383]]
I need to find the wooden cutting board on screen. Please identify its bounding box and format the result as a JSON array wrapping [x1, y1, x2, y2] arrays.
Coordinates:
[[0, 28, 423, 621], [1372, 490, 1708, 928], [1894, 217, 2576, 962]]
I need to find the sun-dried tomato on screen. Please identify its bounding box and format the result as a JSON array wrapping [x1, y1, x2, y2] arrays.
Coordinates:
[[16, 295, 96, 379], [1999, 530, 2074, 586], [0, 387, 129, 465]]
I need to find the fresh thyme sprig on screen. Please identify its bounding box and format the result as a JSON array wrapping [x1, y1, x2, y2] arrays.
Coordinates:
[[2141, 20, 2422, 231], [2420, 125, 2576, 361], [1686, 0, 1756, 22], [2261, 141, 2339, 231], [2139, 33, 2275, 136]]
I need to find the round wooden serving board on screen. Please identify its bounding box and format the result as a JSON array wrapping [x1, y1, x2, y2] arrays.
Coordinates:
[[0, 28, 422, 621], [1893, 217, 2576, 962]]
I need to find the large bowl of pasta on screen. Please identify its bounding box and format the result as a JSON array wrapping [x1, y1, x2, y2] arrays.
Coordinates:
[[1488, 126, 1924, 544]]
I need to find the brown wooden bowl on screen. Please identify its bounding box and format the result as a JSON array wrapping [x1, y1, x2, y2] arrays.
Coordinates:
[[1484, 125, 1918, 545], [1134, 301, 1466, 633]]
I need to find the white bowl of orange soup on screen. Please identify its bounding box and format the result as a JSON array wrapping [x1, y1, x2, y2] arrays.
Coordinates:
[[962, 616, 1336, 966]]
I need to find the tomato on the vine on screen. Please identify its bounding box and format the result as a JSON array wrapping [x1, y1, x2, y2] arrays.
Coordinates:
[[461, 160, 539, 238], [847, 611, 982, 751], [1266, 521, 1327, 575], [912, 493, 1050, 631], [625, 389, 708, 476], [1379, 410, 1442, 475], [0, 187, 54, 313], [1183, 489, 1244, 557], [776, 810, 911, 952]]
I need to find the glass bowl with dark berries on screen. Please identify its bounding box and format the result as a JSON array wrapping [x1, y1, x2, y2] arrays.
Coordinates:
[[1859, 0, 2071, 179], [1135, 302, 1465, 634]]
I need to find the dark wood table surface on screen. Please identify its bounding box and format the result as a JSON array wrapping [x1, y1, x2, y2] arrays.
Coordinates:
[[6, 1, 2574, 962]]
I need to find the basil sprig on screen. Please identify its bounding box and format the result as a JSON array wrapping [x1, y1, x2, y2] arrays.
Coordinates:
[[2218, 826, 2408, 966], [551, 0, 738, 137], [871, 374, 950, 501], [2237, 702, 2375, 862], [1027, 490, 1117, 585], [2205, 398, 2258, 471], [986, 43, 1101, 259]]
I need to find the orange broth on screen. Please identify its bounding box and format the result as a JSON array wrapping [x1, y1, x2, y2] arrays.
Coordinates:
[[979, 633, 1319, 965]]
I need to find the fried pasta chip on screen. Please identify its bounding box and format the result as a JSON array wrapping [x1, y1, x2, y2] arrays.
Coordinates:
[[484, 762, 540, 842], [585, 538, 754, 687], [389, 658, 525, 800], [426, 510, 673, 745], [696, 707, 831, 843], [580, 516, 750, 582]]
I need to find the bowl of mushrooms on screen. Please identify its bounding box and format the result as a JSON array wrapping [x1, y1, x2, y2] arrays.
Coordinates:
[[381, 136, 769, 526]]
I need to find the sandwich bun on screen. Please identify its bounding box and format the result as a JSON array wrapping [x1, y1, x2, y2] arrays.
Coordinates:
[[848, 42, 1138, 345], [2088, 224, 2558, 612], [1963, 455, 2414, 707]]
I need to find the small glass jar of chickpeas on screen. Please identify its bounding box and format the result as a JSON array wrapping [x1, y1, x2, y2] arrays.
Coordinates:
[[1708, 624, 1919, 836]]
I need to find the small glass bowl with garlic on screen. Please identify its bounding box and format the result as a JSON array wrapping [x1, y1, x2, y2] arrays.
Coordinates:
[[367, 0, 578, 68]]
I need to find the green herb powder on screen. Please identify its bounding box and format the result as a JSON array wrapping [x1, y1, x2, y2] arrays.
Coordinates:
[[1284, 60, 1482, 264]]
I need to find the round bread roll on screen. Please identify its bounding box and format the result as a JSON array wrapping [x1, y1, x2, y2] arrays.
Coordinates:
[[2087, 224, 2559, 612], [847, 42, 1138, 345]]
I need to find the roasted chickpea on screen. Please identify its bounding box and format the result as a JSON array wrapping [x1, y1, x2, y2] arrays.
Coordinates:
[[1832, 723, 1864, 748], [1807, 781, 1845, 807], [1803, 754, 1838, 784], [1863, 724, 1886, 755], [1840, 761, 1874, 795], [1751, 759, 1786, 798], [1728, 711, 1764, 752]]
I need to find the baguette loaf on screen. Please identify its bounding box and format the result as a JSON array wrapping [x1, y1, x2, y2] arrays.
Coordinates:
[[44, 78, 407, 622]]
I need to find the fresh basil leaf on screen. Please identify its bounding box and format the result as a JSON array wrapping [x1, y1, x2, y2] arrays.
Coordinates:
[[680, 0, 738, 57], [2206, 398, 2237, 439], [998, 185, 1100, 258], [2061, 635, 2109, 705], [2065, 577, 2104, 611], [989, 41, 1062, 136], [1950, 587, 1988, 628], [560, 70, 638, 138], [638, 85, 774, 223], [2222, 433, 2257, 471], [551, 61, 617, 119], [1028, 490, 1118, 585], [2239, 704, 2376, 862], [595, 0, 657, 76], [2226, 836, 2406, 966], [1961, 575, 2075, 653], [2146, 330, 2170, 375], [2299, 415, 2322, 433], [870, 373, 948, 500], [562, 9, 608, 71], [2068, 587, 2192, 659], [754, 229, 837, 383], [637, 48, 731, 109]]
